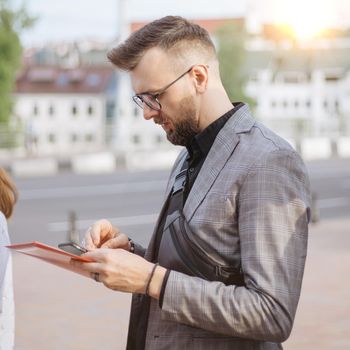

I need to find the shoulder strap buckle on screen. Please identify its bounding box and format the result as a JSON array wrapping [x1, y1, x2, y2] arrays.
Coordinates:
[[172, 169, 187, 196]]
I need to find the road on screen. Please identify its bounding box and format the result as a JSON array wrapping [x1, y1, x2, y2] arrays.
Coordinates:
[[8, 158, 350, 246], [9, 169, 169, 247]]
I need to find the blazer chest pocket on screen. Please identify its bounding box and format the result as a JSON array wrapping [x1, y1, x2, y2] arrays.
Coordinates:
[[157, 210, 244, 286], [194, 191, 239, 225]]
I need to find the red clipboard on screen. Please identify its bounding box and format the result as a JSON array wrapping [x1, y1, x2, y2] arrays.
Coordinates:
[[6, 241, 94, 277]]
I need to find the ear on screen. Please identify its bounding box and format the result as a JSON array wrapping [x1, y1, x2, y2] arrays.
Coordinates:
[[191, 64, 209, 94]]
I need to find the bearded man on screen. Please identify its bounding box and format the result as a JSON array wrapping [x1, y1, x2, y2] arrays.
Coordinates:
[[72, 16, 311, 350]]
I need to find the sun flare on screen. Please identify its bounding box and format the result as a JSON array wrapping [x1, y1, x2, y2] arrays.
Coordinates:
[[278, 0, 333, 40]]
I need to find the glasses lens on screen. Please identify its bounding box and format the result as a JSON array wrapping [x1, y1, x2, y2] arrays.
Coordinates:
[[133, 94, 161, 111], [143, 95, 161, 111], [133, 95, 144, 109]]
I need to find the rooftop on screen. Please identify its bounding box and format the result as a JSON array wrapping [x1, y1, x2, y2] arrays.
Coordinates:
[[15, 66, 116, 94]]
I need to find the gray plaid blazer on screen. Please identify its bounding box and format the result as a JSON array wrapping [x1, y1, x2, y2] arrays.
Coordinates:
[[132, 104, 311, 350]]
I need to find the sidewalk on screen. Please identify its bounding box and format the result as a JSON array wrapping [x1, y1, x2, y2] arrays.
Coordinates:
[[12, 218, 350, 350], [285, 218, 350, 350], [12, 256, 131, 350]]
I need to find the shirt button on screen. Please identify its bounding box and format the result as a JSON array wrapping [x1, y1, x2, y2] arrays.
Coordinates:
[[189, 168, 194, 172]]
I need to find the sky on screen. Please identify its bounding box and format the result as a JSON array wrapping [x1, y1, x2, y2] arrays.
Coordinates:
[[15, 0, 350, 47]]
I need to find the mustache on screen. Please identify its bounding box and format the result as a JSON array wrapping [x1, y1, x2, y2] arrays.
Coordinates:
[[154, 112, 168, 125]]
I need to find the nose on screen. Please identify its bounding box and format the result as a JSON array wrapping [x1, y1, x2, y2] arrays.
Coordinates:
[[143, 104, 159, 121]]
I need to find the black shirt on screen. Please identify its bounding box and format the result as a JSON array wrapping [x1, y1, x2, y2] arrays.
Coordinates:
[[158, 102, 244, 306], [184, 102, 244, 203]]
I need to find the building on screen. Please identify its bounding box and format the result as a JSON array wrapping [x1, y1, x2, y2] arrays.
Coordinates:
[[14, 65, 116, 156], [245, 39, 350, 142], [12, 18, 350, 161]]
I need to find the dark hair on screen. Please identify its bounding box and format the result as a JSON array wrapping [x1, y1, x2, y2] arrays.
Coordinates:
[[0, 168, 17, 219], [108, 16, 216, 70]]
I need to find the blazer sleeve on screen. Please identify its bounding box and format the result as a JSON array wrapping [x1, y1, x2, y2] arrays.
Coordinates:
[[133, 243, 146, 257], [160, 149, 311, 343]]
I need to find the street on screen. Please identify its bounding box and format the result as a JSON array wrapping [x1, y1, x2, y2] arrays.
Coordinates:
[[8, 158, 350, 245], [9, 169, 170, 248], [6, 157, 350, 349]]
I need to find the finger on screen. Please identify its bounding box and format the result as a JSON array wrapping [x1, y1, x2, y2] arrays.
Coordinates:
[[68, 259, 94, 278], [84, 227, 95, 250], [83, 248, 127, 265], [90, 221, 107, 248], [89, 220, 118, 248], [70, 259, 102, 273], [82, 249, 111, 262], [100, 234, 128, 249]]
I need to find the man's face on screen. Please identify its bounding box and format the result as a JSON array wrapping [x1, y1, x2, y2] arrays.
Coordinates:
[[130, 48, 200, 146]]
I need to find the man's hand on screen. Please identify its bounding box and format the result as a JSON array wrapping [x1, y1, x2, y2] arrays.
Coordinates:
[[84, 219, 130, 251], [71, 249, 167, 298]]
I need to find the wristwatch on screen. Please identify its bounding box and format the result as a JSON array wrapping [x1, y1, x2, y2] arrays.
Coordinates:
[[128, 238, 135, 253]]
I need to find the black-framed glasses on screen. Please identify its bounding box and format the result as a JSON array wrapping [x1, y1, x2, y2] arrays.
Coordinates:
[[132, 66, 195, 111]]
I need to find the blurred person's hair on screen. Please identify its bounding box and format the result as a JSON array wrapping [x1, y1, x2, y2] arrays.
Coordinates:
[[0, 168, 18, 219], [108, 16, 216, 71]]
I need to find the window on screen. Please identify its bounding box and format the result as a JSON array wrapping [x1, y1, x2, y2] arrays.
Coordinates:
[[86, 74, 101, 86], [284, 76, 299, 83], [132, 134, 140, 144], [48, 105, 55, 117], [325, 74, 341, 82], [33, 104, 39, 116], [48, 133, 56, 143], [106, 101, 115, 120], [134, 106, 140, 118], [87, 105, 94, 116], [71, 134, 78, 143], [155, 135, 163, 144], [72, 105, 78, 116], [85, 134, 94, 142]]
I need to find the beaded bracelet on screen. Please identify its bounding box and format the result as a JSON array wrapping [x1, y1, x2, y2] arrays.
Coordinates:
[[145, 263, 159, 296]]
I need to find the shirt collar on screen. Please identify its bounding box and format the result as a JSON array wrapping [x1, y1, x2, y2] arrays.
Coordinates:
[[187, 102, 244, 159]]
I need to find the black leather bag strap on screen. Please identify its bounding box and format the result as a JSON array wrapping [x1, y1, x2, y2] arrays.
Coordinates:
[[166, 159, 188, 215], [160, 212, 245, 286], [157, 158, 244, 287], [152, 158, 188, 262]]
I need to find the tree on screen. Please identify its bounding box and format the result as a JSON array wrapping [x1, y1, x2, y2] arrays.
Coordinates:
[[215, 22, 255, 106], [0, 0, 35, 124]]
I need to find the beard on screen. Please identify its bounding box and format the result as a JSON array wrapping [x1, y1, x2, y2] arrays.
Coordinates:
[[163, 96, 200, 146]]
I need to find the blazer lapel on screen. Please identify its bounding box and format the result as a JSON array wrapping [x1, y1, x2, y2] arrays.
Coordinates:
[[184, 104, 255, 221]]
